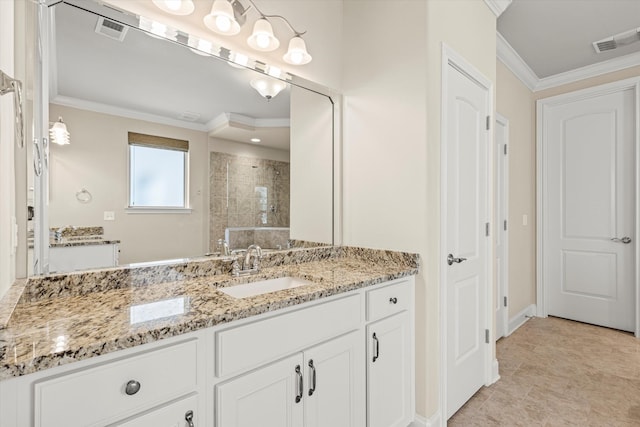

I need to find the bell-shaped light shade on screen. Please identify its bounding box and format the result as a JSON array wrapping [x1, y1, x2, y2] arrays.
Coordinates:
[[151, 0, 195, 16], [247, 18, 280, 52], [250, 78, 287, 100], [50, 117, 70, 146], [204, 0, 241, 35], [283, 36, 312, 65]]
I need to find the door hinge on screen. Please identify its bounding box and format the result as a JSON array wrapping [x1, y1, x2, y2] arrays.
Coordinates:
[[504, 296, 508, 307], [504, 220, 507, 231], [485, 222, 490, 237], [485, 329, 490, 344], [504, 144, 507, 155], [486, 115, 491, 131]]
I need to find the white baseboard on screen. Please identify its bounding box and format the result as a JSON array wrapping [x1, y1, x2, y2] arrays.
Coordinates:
[[410, 411, 442, 427], [491, 358, 500, 385], [508, 303, 536, 335]]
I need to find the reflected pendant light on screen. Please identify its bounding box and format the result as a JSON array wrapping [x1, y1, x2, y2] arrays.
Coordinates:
[[151, 0, 195, 16], [283, 36, 312, 65], [250, 78, 287, 100], [204, 0, 241, 35], [50, 117, 70, 145], [247, 18, 280, 52]]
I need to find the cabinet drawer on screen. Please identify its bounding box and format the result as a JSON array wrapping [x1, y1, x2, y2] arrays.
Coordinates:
[[35, 340, 198, 427], [366, 280, 411, 322], [216, 294, 361, 378], [116, 394, 198, 427]]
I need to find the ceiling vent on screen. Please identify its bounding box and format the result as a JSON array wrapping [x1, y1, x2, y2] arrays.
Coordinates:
[[95, 17, 128, 42], [179, 111, 201, 122], [593, 27, 640, 53]]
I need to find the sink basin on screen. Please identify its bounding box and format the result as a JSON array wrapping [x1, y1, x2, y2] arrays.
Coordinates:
[[219, 276, 314, 299]]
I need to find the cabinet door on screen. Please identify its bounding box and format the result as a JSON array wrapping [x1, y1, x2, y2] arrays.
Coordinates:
[[116, 395, 198, 427], [304, 331, 365, 427], [367, 312, 411, 427], [216, 354, 304, 427]]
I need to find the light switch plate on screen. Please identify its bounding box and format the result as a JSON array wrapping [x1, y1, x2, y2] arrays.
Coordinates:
[[522, 214, 528, 226], [104, 211, 115, 221]]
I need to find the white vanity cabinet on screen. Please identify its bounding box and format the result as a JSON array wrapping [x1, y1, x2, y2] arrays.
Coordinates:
[[216, 331, 364, 427], [366, 280, 414, 427], [0, 276, 414, 427]]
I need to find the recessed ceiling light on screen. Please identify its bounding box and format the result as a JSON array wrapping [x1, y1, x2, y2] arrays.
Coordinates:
[[251, 138, 261, 143]]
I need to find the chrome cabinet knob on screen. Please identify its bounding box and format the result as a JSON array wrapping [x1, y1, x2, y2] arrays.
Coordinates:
[[389, 297, 398, 304], [124, 379, 141, 395]]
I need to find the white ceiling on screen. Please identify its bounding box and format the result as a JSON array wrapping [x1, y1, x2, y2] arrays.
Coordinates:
[[498, 0, 640, 79], [52, 2, 291, 149]]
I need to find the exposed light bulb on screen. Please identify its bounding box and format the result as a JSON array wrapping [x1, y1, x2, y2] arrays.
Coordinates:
[[216, 15, 232, 32], [165, 0, 181, 11]]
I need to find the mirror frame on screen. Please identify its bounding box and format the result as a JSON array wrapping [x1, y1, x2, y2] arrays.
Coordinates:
[[28, 0, 341, 276]]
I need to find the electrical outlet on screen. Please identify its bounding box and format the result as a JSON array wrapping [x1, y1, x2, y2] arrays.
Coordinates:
[[104, 211, 115, 221]]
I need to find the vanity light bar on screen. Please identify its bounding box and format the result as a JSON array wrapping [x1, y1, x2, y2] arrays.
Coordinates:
[[135, 17, 292, 82]]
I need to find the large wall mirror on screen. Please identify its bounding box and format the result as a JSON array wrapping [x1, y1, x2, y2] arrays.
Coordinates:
[[28, 0, 335, 275]]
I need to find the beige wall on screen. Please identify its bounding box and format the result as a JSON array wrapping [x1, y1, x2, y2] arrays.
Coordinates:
[[343, 0, 496, 419], [48, 104, 210, 265], [496, 61, 536, 317]]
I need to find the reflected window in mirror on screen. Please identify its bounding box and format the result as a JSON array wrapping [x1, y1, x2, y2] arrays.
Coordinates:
[[128, 132, 189, 209]]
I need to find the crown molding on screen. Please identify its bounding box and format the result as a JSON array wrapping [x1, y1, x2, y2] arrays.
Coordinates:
[[535, 50, 640, 91], [496, 32, 538, 91], [484, 0, 512, 18], [498, 31, 640, 92], [51, 95, 209, 132]]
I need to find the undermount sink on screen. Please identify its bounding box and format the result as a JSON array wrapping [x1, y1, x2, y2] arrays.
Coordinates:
[[219, 276, 314, 299]]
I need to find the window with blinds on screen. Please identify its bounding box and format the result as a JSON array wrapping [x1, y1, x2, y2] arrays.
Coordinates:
[[128, 132, 189, 208]]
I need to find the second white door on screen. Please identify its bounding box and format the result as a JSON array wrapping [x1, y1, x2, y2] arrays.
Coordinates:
[[542, 87, 636, 332]]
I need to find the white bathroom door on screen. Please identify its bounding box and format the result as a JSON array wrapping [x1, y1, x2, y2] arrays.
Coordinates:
[[445, 62, 490, 419], [495, 114, 509, 339], [542, 87, 636, 332]]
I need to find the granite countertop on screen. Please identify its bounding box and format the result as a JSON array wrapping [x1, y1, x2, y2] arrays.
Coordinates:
[[50, 238, 121, 248], [0, 246, 418, 380]]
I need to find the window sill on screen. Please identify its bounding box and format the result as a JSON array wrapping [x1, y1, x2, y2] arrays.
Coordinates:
[[125, 207, 192, 214]]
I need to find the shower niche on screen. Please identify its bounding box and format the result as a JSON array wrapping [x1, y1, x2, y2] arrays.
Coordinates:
[[210, 151, 290, 251]]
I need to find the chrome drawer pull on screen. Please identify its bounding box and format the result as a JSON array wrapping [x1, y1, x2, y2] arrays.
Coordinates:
[[124, 379, 141, 395], [372, 333, 380, 362], [185, 410, 195, 427], [308, 359, 317, 396], [295, 365, 303, 403]]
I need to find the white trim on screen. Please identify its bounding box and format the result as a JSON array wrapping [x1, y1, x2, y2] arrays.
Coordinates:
[[536, 51, 640, 92], [495, 113, 510, 340], [496, 33, 538, 91], [440, 43, 494, 422], [483, 0, 512, 17], [497, 31, 640, 93], [124, 207, 193, 214], [508, 304, 536, 335], [491, 359, 500, 384], [410, 412, 442, 427], [537, 77, 640, 338], [51, 95, 210, 132]]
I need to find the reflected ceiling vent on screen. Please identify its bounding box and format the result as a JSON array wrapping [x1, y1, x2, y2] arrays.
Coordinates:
[[95, 17, 128, 42], [593, 27, 640, 53], [179, 111, 201, 122]]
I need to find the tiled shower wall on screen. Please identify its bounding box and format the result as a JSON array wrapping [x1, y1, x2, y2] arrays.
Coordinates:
[[210, 152, 290, 250]]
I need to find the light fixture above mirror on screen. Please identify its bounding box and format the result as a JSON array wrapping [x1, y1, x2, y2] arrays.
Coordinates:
[[152, 0, 312, 65]]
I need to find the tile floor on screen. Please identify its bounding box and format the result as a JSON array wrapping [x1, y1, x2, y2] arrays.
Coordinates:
[[448, 316, 640, 426]]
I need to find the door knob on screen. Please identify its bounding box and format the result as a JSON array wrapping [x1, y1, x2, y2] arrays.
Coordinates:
[[447, 253, 467, 266], [611, 237, 632, 244]]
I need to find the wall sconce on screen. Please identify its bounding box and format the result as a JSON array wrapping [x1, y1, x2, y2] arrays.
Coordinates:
[[250, 78, 287, 100], [50, 117, 70, 145], [154, 0, 312, 65]]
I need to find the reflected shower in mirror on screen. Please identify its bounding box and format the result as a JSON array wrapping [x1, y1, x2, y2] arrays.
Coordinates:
[[29, 0, 334, 275]]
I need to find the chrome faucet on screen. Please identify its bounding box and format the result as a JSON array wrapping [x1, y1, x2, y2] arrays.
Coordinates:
[[231, 244, 262, 277], [217, 239, 231, 256]]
